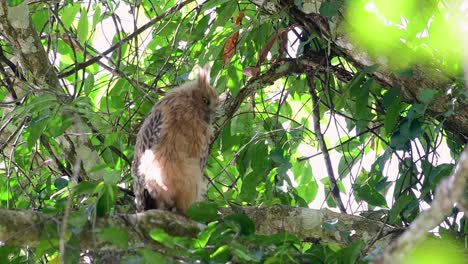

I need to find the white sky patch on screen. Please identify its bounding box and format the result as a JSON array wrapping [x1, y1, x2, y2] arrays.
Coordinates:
[[94, 4, 151, 55]]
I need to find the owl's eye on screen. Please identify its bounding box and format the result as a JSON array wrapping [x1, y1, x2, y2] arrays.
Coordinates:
[[203, 97, 210, 106]]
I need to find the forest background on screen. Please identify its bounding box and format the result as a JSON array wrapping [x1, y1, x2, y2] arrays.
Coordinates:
[[0, 0, 467, 263]]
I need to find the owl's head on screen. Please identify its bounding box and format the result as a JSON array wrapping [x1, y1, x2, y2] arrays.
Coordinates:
[[196, 64, 220, 113]]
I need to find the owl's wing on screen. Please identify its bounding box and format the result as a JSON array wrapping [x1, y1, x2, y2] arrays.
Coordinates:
[[132, 106, 163, 212], [200, 145, 209, 173], [198, 134, 214, 200]]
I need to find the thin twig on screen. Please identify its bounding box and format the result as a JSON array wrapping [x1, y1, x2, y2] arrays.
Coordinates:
[[59, 159, 81, 264], [306, 74, 347, 213]]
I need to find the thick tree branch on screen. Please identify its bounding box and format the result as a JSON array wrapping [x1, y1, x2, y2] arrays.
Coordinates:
[[0, 209, 201, 249], [0, 1, 61, 90], [0, 206, 397, 253]]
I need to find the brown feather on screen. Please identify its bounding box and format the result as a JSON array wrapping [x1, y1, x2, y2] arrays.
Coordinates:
[[132, 67, 219, 213]]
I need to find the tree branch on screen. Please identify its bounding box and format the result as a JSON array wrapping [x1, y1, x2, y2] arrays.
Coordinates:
[[0, 206, 397, 253], [306, 74, 347, 213], [0, 1, 61, 90]]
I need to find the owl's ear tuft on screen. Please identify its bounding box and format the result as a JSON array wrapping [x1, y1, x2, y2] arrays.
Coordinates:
[[197, 63, 211, 89]]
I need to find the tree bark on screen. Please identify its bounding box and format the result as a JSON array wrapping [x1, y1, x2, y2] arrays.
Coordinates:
[[0, 206, 397, 253]]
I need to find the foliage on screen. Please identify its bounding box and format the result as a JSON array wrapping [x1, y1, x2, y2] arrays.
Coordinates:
[[0, 0, 466, 263]]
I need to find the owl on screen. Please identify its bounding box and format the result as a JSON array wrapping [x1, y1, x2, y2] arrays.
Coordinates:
[[132, 66, 219, 213]]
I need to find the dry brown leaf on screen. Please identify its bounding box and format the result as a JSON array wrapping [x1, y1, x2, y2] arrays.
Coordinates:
[[257, 32, 279, 67], [222, 11, 245, 65], [223, 31, 239, 65], [257, 25, 296, 66], [235, 11, 245, 25]]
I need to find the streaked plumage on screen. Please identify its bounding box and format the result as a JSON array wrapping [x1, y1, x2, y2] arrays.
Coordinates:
[[132, 66, 219, 212]]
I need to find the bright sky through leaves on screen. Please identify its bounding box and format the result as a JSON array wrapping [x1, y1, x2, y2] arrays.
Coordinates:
[[346, 0, 467, 74]]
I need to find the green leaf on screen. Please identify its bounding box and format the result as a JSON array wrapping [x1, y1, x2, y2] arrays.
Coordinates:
[[319, 1, 342, 18], [230, 112, 253, 137], [28, 93, 57, 112], [7, 0, 24, 7], [61, 4, 80, 29], [186, 201, 219, 222], [92, 5, 102, 29], [103, 171, 120, 186], [78, 8, 89, 43], [384, 98, 402, 132], [294, 162, 318, 203], [398, 68, 414, 77], [96, 185, 117, 217], [149, 228, 176, 249], [239, 142, 270, 202], [97, 227, 128, 249], [54, 177, 69, 190], [418, 88, 438, 105], [336, 137, 360, 153], [32, 9, 49, 31], [296, 181, 318, 204], [213, 1, 237, 30], [83, 74, 95, 96], [231, 243, 261, 262], [74, 181, 99, 195], [338, 156, 352, 179], [27, 117, 49, 149], [269, 148, 292, 177], [364, 63, 379, 73], [389, 194, 414, 223], [48, 114, 73, 138], [383, 88, 401, 108], [210, 245, 231, 262], [338, 241, 364, 264], [407, 104, 425, 119], [239, 171, 258, 202], [68, 209, 88, 230], [354, 184, 387, 208], [390, 118, 422, 150], [421, 162, 454, 201], [294, 0, 303, 8], [248, 232, 300, 246], [355, 79, 372, 118], [225, 213, 255, 235], [138, 249, 165, 264], [193, 15, 210, 39]]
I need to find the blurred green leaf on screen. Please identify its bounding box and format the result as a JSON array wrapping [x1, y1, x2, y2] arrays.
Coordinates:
[[7, 0, 24, 7], [354, 184, 388, 208], [97, 227, 129, 249], [225, 213, 255, 235], [186, 201, 219, 222], [78, 8, 89, 43], [418, 88, 438, 105], [389, 194, 414, 223], [96, 185, 117, 217], [54, 177, 69, 190], [319, 1, 342, 18]]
